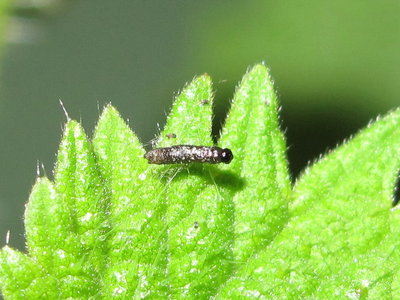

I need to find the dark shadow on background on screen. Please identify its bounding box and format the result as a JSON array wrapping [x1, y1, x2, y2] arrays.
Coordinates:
[[211, 91, 371, 179], [392, 171, 400, 207], [281, 98, 372, 178]]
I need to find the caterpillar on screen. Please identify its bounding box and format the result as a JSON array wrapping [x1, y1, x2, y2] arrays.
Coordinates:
[[144, 145, 233, 165]]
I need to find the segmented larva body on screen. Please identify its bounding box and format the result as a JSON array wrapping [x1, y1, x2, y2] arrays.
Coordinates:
[[144, 145, 233, 165]]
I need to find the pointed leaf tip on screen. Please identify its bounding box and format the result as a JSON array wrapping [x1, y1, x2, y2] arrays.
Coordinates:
[[0, 247, 38, 297], [100, 103, 119, 119], [198, 73, 211, 82], [62, 119, 82, 136], [157, 74, 214, 147], [35, 175, 51, 185], [92, 103, 167, 298], [218, 62, 290, 261], [93, 103, 146, 180], [0, 246, 58, 298], [24, 177, 73, 271], [250, 63, 269, 73], [244, 63, 270, 80]]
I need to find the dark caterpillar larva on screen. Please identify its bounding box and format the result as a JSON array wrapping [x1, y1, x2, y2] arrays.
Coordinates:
[[144, 145, 233, 165]]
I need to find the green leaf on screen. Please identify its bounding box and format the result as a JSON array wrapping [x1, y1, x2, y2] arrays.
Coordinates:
[[158, 75, 213, 224], [156, 75, 230, 297], [1, 120, 110, 299], [24, 177, 73, 276], [92, 105, 167, 298], [0, 246, 57, 299], [2, 65, 400, 299], [160, 65, 291, 297], [219, 64, 291, 261], [216, 109, 400, 298], [156, 74, 213, 148], [53, 120, 109, 297]]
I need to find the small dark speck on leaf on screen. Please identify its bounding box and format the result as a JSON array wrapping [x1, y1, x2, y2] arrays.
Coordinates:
[[166, 133, 177, 139]]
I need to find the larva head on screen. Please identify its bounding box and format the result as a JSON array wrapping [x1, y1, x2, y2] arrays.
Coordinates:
[[221, 148, 233, 164], [144, 150, 160, 164]]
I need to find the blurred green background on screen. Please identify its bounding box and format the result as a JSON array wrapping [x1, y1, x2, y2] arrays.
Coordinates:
[[0, 1, 399, 251]]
